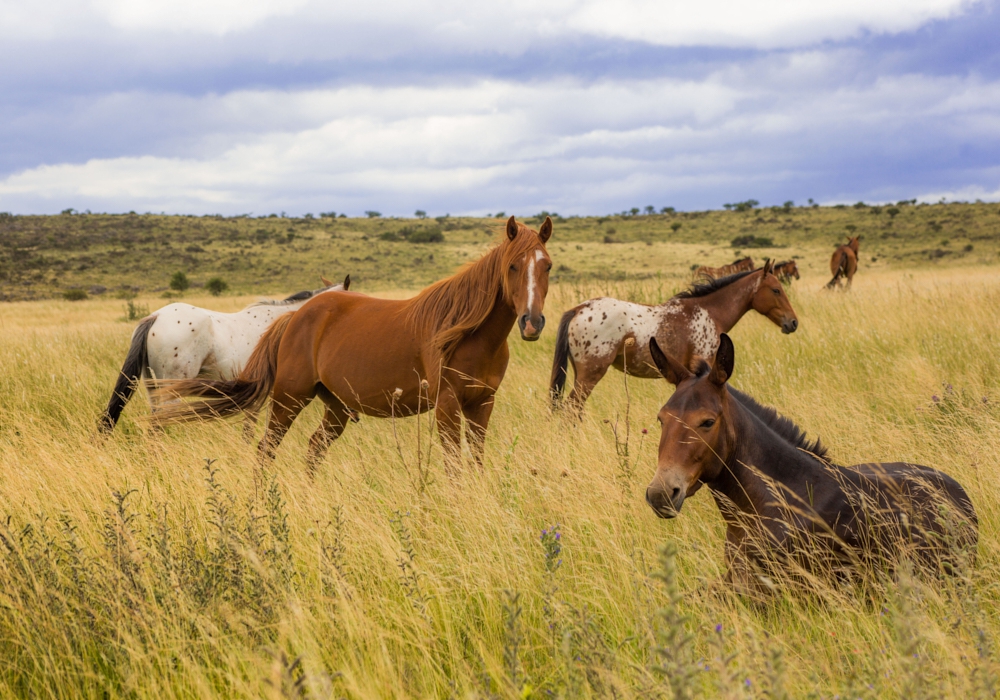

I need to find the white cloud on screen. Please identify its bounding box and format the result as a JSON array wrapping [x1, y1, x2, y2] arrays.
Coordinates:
[[3, 68, 999, 215], [0, 0, 980, 48]]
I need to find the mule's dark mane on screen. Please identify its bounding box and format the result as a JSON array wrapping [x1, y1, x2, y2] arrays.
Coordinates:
[[728, 386, 828, 460], [675, 269, 754, 299]]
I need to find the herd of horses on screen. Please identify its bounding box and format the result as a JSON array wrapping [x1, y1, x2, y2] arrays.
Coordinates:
[[98, 219, 976, 593]]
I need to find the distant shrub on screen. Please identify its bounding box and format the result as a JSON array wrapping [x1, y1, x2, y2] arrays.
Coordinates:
[[782, 200, 794, 213], [365, 211, 381, 218], [62, 289, 88, 301], [409, 228, 444, 244], [853, 201, 868, 209], [303, 213, 314, 219], [887, 207, 901, 219], [495, 211, 505, 218], [629, 207, 640, 216], [185, 245, 205, 253], [319, 211, 337, 218], [670, 222, 682, 232], [731, 235, 773, 248], [379, 231, 402, 241], [206, 278, 228, 296], [660, 206, 675, 214], [644, 205, 655, 215], [169, 271, 190, 292], [124, 299, 149, 321], [724, 199, 759, 212], [414, 210, 427, 219]]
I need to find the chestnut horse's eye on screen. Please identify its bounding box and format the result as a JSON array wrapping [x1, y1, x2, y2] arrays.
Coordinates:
[[699, 418, 716, 429], [509, 264, 518, 272]]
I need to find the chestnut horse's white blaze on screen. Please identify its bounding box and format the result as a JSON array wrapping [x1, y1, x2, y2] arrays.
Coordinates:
[[550, 263, 799, 414]]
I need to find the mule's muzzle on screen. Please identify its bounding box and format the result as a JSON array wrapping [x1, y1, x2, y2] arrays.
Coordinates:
[[519, 313, 545, 340], [645, 485, 684, 519], [781, 318, 798, 334]]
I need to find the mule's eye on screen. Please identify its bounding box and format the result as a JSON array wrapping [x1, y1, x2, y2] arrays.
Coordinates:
[[699, 418, 716, 429], [772, 287, 781, 295]]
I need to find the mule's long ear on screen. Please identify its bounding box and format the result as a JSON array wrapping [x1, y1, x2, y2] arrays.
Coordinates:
[[710, 333, 735, 386], [343, 274, 350, 291], [650, 338, 692, 386], [506, 215, 519, 241], [538, 216, 553, 243]]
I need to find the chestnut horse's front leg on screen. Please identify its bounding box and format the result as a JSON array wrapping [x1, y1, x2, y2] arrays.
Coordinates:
[[462, 397, 496, 468], [435, 387, 463, 474]]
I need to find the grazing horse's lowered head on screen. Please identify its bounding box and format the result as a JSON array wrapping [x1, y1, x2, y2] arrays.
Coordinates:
[[504, 215, 553, 340], [644, 335, 736, 517]]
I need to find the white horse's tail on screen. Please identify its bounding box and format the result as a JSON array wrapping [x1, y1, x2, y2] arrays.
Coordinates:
[[98, 314, 157, 432]]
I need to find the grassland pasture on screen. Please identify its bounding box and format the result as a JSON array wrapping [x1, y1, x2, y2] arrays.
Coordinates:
[[2, 208, 1000, 698]]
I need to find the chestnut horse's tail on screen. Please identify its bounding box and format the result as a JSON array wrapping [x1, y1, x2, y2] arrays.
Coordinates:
[[549, 307, 577, 408], [151, 312, 295, 424], [98, 314, 157, 433], [826, 250, 848, 289]]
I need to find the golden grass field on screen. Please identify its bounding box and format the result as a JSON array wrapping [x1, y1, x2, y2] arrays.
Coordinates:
[[3, 260, 1000, 698]]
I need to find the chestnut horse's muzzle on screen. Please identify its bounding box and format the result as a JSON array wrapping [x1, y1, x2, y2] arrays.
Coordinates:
[[519, 313, 545, 340], [781, 318, 798, 334]]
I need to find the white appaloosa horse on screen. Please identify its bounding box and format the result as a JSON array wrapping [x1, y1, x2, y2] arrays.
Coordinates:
[[98, 276, 349, 433], [550, 262, 798, 415]]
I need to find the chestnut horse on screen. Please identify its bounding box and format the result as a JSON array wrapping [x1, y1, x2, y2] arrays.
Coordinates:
[[550, 260, 797, 415], [646, 334, 978, 592], [152, 216, 553, 471], [826, 236, 859, 289], [772, 260, 800, 284], [694, 256, 754, 282]]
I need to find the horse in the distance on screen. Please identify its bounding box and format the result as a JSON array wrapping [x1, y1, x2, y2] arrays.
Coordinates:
[[694, 256, 754, 282], [826, 236, 860, 290], [646, 334, 978, 594], [773, 260, 800, 284], [151, 216, 553, 472], [98, 276, 350, 435], [550, 260, 797, 415]]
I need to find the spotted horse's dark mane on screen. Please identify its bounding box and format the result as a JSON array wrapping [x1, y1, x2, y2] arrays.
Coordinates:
[[674, 269, 755, 300]]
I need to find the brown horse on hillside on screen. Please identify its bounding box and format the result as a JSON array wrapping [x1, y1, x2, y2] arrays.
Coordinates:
[[152, 216, 554, 471], [646, 334, 978, 593], [694, 256, 754, 282], [550, 260, 797, 415], [772, 260, 800, 284], [826, 236, 859, 289]]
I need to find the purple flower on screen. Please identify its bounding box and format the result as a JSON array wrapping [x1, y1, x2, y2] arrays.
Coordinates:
[[932, 395, 940, 403], [715, 624, 722, 633], [555, 533, 561, 540]]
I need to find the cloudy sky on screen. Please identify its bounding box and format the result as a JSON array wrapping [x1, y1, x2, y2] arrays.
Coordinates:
[[0, 0, 998, 216]]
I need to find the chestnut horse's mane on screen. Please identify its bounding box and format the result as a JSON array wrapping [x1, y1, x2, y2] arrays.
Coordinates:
[[675, 269, 755, 300], [728, 386, 828, 460], [405, 223, 544, 358]]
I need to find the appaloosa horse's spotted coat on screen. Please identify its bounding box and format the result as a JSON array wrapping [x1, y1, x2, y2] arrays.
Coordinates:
[[550, 261, 798, 414]]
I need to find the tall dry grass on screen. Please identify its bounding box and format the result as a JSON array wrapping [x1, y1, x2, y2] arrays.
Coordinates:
[[1, 268, 1000, 698]]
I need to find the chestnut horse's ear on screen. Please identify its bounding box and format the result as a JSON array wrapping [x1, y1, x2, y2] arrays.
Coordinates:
[[506, 215, 519, 241], [321, 275, 333, 287], [650, 338, 692, 386], [761, 258, 773, 276], [538, 216, 553, 243], [710, 333, 735, 386], [343, 274, 350, 291]]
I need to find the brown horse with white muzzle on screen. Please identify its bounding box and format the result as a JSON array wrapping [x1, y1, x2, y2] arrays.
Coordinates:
[[152, 216, 553, 471], [646, 334, 977, 592], [550, 260, 797, 415]]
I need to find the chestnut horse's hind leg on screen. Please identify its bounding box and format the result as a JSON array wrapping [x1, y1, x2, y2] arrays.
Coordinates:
[[258, 379, 317, 463], [304, 389, 352, 475]]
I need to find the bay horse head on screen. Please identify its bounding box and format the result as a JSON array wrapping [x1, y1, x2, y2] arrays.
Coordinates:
[[751, 260, 798, 334], [504, 215, 553, 341], [644, 334, 737, 518]]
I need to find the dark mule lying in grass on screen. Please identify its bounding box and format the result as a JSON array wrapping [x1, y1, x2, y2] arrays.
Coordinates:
[[646, 334, 978, 593], [693, 256, 754, 282], [826, 236, 860, 290], [151, 217, 553, 472], [550, 260, 797, 416], [772, 260, 800, 284], [98, 276, 349, 435]]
